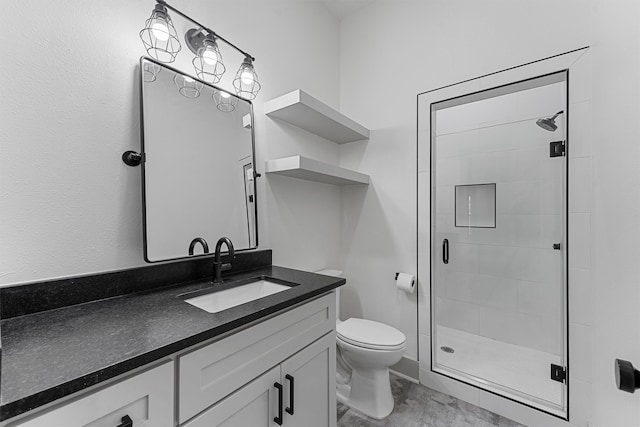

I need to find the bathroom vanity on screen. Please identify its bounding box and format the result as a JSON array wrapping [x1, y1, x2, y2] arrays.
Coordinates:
[[0, 51, 351, 427], [0, 260, 343, 427]]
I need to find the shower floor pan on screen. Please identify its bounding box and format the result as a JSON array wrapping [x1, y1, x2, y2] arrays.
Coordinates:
[[434, 326, 564, 416]]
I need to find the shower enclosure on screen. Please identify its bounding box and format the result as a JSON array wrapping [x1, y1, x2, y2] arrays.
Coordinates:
[[420, 71, 568, 417]]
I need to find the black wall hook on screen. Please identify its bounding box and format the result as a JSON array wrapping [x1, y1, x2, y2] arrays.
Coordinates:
[[615, 359, 640, 393], [122, 151, 142, 166]]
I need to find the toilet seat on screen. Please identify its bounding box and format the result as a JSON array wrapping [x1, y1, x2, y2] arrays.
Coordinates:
[[337, 318, 406, 351]]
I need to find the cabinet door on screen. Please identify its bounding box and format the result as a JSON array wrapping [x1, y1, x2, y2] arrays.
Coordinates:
[[13, 362, 174, 427], [179, 293, 334, 423], [183, 366, 282, 427], [280, 332, 336, 427]]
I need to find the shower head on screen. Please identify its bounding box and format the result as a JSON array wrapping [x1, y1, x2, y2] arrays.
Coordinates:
[[536, 111, 564, 132]]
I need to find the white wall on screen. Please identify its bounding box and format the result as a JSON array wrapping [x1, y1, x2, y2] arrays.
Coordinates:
[[340, 0, 640, 426], [0, 0, 342, 286], [590, 1, 640, 425], [338, 0, 590, 367]]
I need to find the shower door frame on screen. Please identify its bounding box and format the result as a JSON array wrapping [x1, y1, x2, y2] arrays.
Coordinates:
[[416, 50, 589, 420], [429, 71, 569, 418]]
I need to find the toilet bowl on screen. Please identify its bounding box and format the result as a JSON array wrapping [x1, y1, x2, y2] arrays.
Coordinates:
[[316, 270, 407, 420], [336, 318, 406, 419]]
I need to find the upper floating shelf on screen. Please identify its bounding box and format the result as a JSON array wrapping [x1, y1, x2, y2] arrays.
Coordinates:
[[265, 156, 370, 186], [264, 89, 370, 144]]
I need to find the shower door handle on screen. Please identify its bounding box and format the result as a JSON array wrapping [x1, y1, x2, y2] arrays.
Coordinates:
[[443, 239, 449, 264]]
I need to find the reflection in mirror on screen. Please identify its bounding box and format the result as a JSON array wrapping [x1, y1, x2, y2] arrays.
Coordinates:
[[140, 57, 257, 263]]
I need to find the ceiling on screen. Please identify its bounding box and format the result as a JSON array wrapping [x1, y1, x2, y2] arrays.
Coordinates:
[[321, 0, 374, 20]]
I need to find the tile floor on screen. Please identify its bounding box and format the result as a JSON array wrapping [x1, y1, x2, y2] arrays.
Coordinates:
[[336, 375, 526, 427]]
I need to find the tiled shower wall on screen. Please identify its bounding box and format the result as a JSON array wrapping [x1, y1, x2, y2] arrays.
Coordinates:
[[433, 82, 566, 355]]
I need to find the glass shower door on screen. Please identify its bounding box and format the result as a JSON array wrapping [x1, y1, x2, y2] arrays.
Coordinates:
[[430, 72, 568, 417]]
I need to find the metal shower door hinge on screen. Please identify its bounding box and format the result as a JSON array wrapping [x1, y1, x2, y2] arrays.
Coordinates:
[[550, 140, 566, 157], [551, 364, 567, 383]]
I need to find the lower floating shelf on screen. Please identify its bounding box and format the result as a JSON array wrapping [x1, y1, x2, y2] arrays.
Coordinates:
[[265, 155, 370, 186]]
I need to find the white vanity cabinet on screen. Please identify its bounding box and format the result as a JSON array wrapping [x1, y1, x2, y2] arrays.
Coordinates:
[[279, 332, 336, 427], [5, 292, 337, 427], [11, 362, 174, 427], [184, 333, 335, 427], [178, 293, 336, 426]]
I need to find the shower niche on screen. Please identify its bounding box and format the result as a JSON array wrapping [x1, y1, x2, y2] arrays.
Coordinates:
[[454, 183, 496, 228], [419, 71, 569, 418]]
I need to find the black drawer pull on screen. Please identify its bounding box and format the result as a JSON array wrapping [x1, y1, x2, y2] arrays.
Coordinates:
[[116, 415, 133, 427], [285, 374, 295, 415], [274, 382, 283, 425], [443, 239, 449, 264]]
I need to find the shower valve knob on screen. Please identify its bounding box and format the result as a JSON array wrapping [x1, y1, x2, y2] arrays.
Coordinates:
[[615, 359, 640, 393]]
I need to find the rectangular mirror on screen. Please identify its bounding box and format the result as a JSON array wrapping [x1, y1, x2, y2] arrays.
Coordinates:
[[140, 57, 257, 262]]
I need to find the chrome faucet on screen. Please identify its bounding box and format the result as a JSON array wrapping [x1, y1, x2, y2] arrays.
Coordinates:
[[188, 237, 209, 255], [213, 237, 235, 283]]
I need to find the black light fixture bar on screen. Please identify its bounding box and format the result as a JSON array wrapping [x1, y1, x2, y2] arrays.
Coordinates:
[[156, 0, 255, 62]]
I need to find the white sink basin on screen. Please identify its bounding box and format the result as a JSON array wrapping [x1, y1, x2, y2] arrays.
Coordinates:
[[183, 278, 293, 313]]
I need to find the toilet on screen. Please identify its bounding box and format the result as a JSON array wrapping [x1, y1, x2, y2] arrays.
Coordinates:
[[316, 269, 406, 420]]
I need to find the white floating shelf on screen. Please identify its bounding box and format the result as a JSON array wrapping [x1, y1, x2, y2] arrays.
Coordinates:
[[264, 89, 370, 144], [265, 156, 370, 186]]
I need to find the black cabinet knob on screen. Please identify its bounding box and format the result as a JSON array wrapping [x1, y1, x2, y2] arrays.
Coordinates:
[[615, 359, 640, 393]]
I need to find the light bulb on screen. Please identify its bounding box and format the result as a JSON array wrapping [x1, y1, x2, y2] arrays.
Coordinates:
[[151, 21, 170, 41], [233, 58, 260, 99], [240, 70, 254, 85], [202, 47, 218, 65]]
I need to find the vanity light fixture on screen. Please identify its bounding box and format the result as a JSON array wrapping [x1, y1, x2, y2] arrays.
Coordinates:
[[233, 57, 261, 100], [212, 89, 239, 112], [139, 3, 181, 63], [140, 0, 261, 99], [186, 28, 226, 84], [191, 35, 226, 84], [173, 74, 204, 98]]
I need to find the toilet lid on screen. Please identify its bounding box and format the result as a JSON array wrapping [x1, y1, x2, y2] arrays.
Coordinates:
[[337, 318, 406, 350]]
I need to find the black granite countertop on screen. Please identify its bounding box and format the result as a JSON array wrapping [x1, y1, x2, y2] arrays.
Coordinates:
[[0, 265, 344, 422]]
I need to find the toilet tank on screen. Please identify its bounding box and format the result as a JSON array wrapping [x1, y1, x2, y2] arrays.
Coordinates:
[[315, 269, 343, 320]]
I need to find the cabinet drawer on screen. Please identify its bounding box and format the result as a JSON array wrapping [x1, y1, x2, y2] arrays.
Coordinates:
[[12, 362, 174, 427], [178, 292, 334, 423]]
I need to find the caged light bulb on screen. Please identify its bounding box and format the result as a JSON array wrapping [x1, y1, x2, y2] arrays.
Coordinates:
[[151, 21, 170, 41], [240, 70, 254, 85], [202, 46, 218, 65]]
